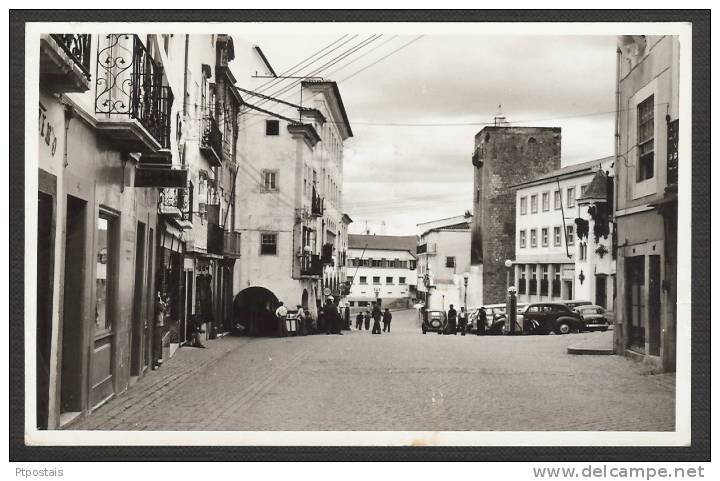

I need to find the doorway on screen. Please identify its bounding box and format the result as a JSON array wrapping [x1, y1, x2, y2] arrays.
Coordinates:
[[626, 256, 646, 352], [595, 275, 607, 308], [37, 190, 55, 429], [130, 221, 146, 377], [144, 228, 154, 369], [648, 255, 661, 356], [60, 195, 87, 417]]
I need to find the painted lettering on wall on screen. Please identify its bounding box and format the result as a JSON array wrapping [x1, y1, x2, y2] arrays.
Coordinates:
[[39, 103, 58, 156]]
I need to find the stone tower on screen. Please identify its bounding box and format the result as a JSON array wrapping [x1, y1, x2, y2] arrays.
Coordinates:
[[470, 124, 561, 304]]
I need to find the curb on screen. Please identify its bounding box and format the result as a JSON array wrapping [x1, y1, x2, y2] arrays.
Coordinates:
[[567, 346, 615, 355]]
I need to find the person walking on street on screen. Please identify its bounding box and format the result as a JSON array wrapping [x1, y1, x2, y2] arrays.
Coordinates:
[[477, 306, 487, 335], [324, 297, 343, 335], [364, 310, 371, 330], [275, 302, 288, 337], [371, 303, 383, 334], [296, 305, 306, 336], [382, 308, 393, 333], [458, 306, 468, 336], [447, 304, 458, 335], [355, 311, 363, 330]]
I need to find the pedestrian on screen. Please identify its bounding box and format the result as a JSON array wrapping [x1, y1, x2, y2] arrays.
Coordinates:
[[296, 305, 306, 336], [371, 303, 382, 334], [382, 308, 393, 333], [364, 310, 371, 330], [324, 297, 343, 335], [355, 311, 364, 330], [447, 304, 457, 335], [344, 305, 351, 330], [477, 306, 487, 335], [275, 302, 288, 337], [458, 306, 468, 336]]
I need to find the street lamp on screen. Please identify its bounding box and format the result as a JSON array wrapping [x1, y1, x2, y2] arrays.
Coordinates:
[[504, 259, 513, 334], [373, 286, 380, 305], [462, 272, 470, 312]]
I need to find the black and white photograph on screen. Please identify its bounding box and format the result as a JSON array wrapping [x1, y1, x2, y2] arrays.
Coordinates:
[[9, 7, 711, 473]]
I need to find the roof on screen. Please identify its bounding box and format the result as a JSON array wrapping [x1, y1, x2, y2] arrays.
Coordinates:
[[348, 234, 417, 255], [577, 169, 609, 203], [302, 80, 353, 138], [511, 156, 613, 189], [253, 46, 277, 77], [417, 213, 472, 236]]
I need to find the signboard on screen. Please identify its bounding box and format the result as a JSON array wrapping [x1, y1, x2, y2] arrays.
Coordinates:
[[323, 287, 332, 296], [135, 166, 189, 188], [561, 265, 575, 280]]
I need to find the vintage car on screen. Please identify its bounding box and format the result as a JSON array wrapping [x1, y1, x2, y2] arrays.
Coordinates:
[[522, 302, 585, 335], [421, 310, 448, 334], [574, 304, 610, 331], [563, 299, 593, 310]]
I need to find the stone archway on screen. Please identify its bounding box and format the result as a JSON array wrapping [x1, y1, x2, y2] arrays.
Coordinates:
[[301, 289, 309, 310], [233, 286, 280, 336]]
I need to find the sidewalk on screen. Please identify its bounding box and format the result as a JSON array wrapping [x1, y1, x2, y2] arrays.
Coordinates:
[[70, 335, 251, 430], [566, 329, 615, 355]]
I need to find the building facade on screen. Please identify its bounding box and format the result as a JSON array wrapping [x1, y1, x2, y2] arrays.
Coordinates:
[[416, 215, 472, 312], [512, 157, 614, 306], [232, 56, 353, 334], [469, 119, 561, 306], [613, 35, 679, 372], [345, 234, 417, 311]]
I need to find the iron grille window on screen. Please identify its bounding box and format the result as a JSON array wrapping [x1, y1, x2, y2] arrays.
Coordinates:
[[446, 256, 456, 268], [637, 95, 655, 181], [260, 233, 277, 255], [266, 119, 280, 136]]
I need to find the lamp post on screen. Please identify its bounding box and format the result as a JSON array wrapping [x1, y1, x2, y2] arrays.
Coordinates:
[[504, 259, 513, 334], [374, 286, 380, 306], [462, 272, 470, 312]]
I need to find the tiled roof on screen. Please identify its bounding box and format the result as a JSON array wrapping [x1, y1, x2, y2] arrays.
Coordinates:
[[511, 156, 613, 188], [577, 169, 608, 202], [348, 234, 417, 255]]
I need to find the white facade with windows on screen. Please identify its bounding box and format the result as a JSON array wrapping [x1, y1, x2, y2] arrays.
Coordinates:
[[513, 157, 613, 305], [346, 235, 417, 310]]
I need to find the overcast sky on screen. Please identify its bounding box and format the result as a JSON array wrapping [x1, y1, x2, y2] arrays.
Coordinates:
[[237, 34, 617, 236]]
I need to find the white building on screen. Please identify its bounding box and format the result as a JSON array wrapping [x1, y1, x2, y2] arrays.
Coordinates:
[[416, 214, 473, 312], [512, 157, 614, 305], [345, 234, 417, 310], [230, 46, 353, 334]]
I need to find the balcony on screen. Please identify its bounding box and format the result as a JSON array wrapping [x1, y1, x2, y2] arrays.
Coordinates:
[[94, 34, 173, 154], [311, 190, 324, 217], [200, 110, 223, 166], [158, 185, 191, 228], [300, 254, 322, 278], [223, 231, 242, 258], [40, 34, 92, 92]]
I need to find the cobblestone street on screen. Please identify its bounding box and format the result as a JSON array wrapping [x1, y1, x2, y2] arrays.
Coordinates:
[[72, 309, 675, 431]]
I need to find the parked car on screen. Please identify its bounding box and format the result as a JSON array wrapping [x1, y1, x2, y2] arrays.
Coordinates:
[[575, 304, 610, 331], [522, 302, 585, 335], [563, 299, 593, 310], [466, 303, 528, 334], [422, 310, 448, 334]]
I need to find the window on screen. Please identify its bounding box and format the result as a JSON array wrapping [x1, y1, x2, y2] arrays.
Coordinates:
[[520, 196, 527, 215], [95, 212, 117, 333], [386, 277, 394, 285], [445, 256, 456, 268], [371, 259, 382, 268], [567, 187, 576, 208], [581, 184, 589, 196], [260, 233, 278, 255], [637, 94, 655, 181], [359, 276, 367, 285], [519, 230, 526, 248], [348, 301, 355, 307], [399, 277, 406, 284], [530, 194, 538, 214], [579, 242, 587, 261], [553, 226, 562, 246], [542, 192, 550, 211], [530, 229, 537, 247], [566, 225, 575, 246], [542, 227, 549, 247], [554, 190, 561, 210], [265, 119, 280, 136], [262, 170, 278, 191], [373, 276, 381, 284]]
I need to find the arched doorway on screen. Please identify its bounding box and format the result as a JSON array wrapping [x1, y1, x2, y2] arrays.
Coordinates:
[[301, 289, 309, 310], [233, 286, 279, 337]]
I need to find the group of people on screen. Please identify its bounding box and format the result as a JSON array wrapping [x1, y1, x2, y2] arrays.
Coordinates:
[[354, 303, 393, 334], [273, 296, 348, 337], [421, 304, 486, 335]]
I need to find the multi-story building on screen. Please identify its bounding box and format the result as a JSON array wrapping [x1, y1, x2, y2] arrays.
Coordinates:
[[613, 35, 679, 372], [345, 234, 417, 311], [231, 53, 353, 334], [469, 116, 561, 306], [416, 214, 472, 312], [512, 157, 614, 306], [37, 33, 184, 429]]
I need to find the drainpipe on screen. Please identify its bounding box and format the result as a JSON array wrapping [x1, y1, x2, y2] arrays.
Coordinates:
[[614, 47, 622, 354], [182, 34, 189, 167]]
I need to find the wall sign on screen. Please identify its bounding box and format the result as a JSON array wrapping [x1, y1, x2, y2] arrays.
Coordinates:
[[39, 103, 58, 156]]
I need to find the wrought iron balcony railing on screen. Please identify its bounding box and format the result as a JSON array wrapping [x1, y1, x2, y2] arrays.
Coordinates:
[[200, 111, 223, 166], [300, 254, 323, 277], [95, 34, 173, 149], [158, 185, 191, 221], [50, 34, 92, 79]]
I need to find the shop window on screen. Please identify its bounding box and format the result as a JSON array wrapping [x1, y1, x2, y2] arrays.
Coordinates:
[[95, 211, 117, 333]]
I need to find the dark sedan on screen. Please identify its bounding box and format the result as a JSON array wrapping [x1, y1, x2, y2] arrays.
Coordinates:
[[575, 305, 610, 331], [422, 310, 448, 334], [522, 302, 585, 335]]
